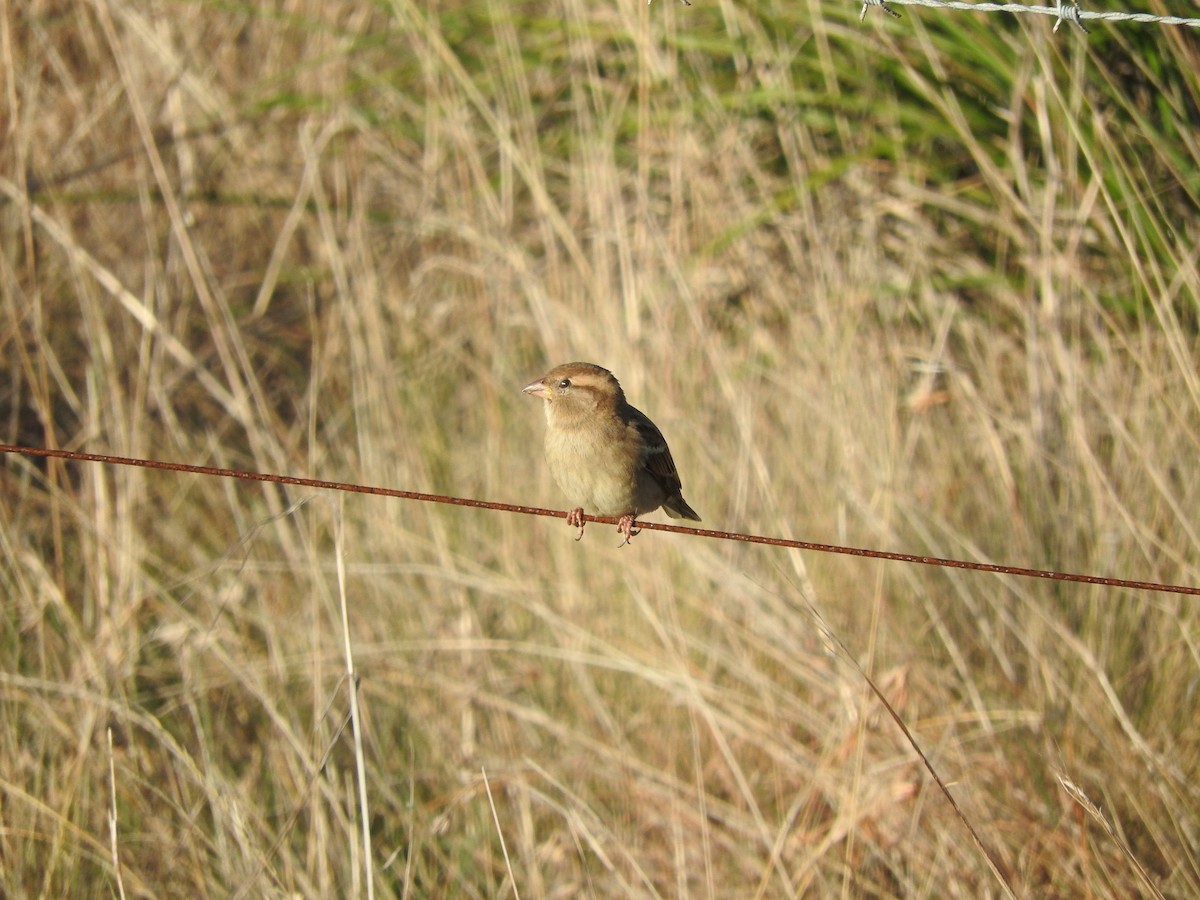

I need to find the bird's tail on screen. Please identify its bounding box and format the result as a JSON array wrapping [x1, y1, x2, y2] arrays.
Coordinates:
[[663, 496, 701, 522]]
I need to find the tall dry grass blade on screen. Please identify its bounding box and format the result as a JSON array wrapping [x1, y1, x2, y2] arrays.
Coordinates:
[[1058, 774, 1167, 900]]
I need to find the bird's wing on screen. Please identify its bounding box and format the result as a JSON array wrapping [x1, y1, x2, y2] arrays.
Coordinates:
[[625, 406, 683, 491]]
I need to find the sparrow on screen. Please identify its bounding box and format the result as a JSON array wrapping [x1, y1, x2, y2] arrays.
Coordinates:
[[522, 362, 701, 545]]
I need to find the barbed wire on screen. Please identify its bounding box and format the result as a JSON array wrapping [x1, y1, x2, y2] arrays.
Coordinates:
[[3, 444, 1197, 597], [859, 0, 1200, 31]]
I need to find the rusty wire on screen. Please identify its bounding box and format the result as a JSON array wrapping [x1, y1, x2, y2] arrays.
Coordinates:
[[2, 443, 1196, 597]]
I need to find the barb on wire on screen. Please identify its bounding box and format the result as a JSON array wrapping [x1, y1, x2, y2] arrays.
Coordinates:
[[1054, 0, 1089, 33], [3, 443, 1198, 597], [861, 0, 901, 22]]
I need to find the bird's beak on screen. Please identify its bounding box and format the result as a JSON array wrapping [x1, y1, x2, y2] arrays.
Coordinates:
[[522, 379, 551, 399]]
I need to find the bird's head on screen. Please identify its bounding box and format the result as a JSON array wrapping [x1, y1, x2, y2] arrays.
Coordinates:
[[522, 362, 625, 424]]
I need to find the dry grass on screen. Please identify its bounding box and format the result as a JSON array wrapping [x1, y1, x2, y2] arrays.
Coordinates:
[[2, 0, 1198, 896]]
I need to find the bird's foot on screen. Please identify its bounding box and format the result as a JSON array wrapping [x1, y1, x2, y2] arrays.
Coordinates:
[[566, 507, 586, 541], [616, 515, 640, 547]]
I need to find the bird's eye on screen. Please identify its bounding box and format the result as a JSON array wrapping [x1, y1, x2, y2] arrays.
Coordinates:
[[558, 379, 571, 389]]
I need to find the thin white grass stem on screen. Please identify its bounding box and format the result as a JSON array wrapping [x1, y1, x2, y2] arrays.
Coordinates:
[[336, 498, 375, 899], [107, 727, 128, 900], [482, 767, 521, 900]]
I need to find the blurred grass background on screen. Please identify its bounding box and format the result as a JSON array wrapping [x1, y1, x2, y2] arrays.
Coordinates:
[[2, 0, 1198, 895]]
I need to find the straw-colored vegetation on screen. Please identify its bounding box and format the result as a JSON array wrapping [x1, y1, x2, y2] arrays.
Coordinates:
[[2, 0, 1198, 896]]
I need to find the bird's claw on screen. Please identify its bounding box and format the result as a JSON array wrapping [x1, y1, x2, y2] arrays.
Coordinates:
[[567, 507, 586, 541], [616, 515, 640, 547]]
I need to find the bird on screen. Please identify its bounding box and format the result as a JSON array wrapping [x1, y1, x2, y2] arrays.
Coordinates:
[[522, 362, 701, 545]]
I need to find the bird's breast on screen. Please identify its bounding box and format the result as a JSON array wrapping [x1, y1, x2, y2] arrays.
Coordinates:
[[544, 425, 640, 516]]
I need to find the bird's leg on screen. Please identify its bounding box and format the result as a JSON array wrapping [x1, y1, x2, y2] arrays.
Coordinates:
[[566, 507, 586, 541], [616, 514, 640, 547]]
